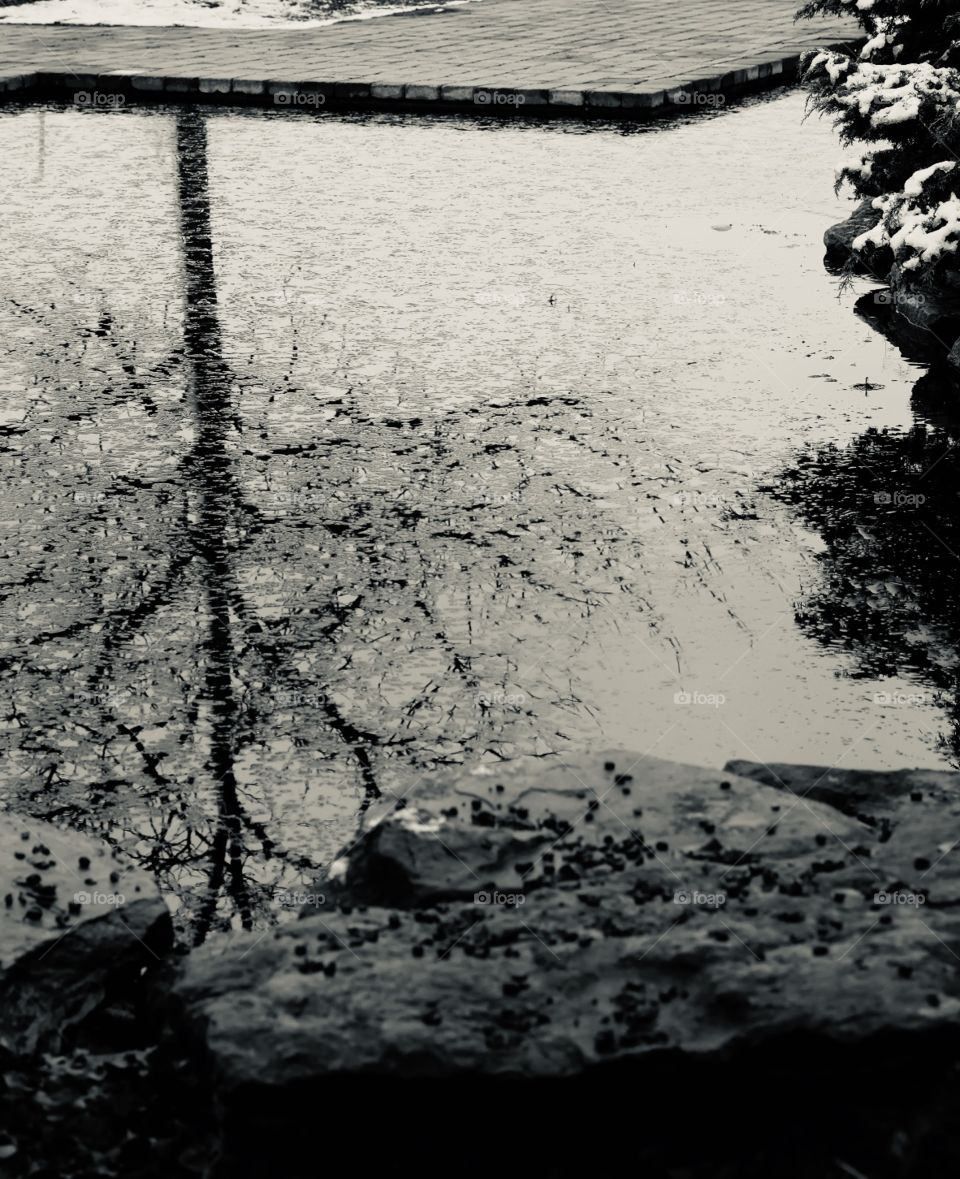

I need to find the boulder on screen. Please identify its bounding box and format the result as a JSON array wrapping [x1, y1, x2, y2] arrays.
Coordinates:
[[171, 752, 960, 1175], [853, 284, 960, 390], [724, 759, 960, 820], [0, 813, 172, 1053], [889, 258, 960, 332], [174, 752, 960, 1083], [824, 197, 893, 278], [853, 287, 954, 366], [728, 759, 960, 899]]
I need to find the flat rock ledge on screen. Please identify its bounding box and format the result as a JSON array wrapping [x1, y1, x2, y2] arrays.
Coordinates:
[[0, 813, 172, 1053], [174, 753, 960, 1090]]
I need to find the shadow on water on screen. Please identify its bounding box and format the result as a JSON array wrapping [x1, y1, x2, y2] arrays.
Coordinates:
[[773, 295, 960, 764]]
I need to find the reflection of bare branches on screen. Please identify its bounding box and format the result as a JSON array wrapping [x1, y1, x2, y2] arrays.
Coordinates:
[[175, 110, 392, 931], [3, 111, 679, 945], [776, 414, 960, 763], [87, 544, 195, 688]]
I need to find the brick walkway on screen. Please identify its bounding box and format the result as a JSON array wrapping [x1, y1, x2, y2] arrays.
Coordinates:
[[0, 0, 857, 111]]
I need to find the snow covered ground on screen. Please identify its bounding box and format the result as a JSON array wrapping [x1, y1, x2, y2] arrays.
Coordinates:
[[0, 0, 470, 28]]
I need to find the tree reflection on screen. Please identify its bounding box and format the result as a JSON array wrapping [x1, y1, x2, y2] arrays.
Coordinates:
[[172, 111, 395, 939], [775, 332, 960, 762], [175, 108, 256, 938], [2, 107, 674, 941]]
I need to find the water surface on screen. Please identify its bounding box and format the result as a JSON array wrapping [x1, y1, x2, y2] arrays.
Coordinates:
[[0, 93, 954, 935]]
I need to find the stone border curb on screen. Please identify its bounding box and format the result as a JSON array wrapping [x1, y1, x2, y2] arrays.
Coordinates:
[[0, 46, 858, 118]]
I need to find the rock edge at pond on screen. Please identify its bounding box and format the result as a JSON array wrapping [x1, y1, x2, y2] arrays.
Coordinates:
[[0, 813, 172, 1054], [824, 197, 894, 280], [172, 751, 960, 1091]]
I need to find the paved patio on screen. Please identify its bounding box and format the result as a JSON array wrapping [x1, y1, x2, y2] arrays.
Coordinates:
[[0, 0, 857, 110]]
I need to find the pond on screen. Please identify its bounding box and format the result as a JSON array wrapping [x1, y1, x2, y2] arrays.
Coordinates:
[[1, 91, 957, 938]]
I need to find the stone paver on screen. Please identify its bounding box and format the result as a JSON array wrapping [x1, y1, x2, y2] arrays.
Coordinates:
[[0, 0, 857, 114]]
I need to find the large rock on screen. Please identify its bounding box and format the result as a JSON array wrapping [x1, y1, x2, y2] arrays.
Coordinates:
[[725, 759, 960, 822], [0, 814, 172, 1053], [175, 753, 960, 1081], [853, 286, 959, 370], [889, 258, 960, 333], [848, 248, 960, 373], [171, 752, 960, 1175], [824, 197, 893, 278]]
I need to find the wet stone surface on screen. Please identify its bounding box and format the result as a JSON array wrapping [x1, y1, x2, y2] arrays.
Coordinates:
[[0, 93, 958, 937], [0, 813, 171, 1052], [173, 751, 960, 1114]]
